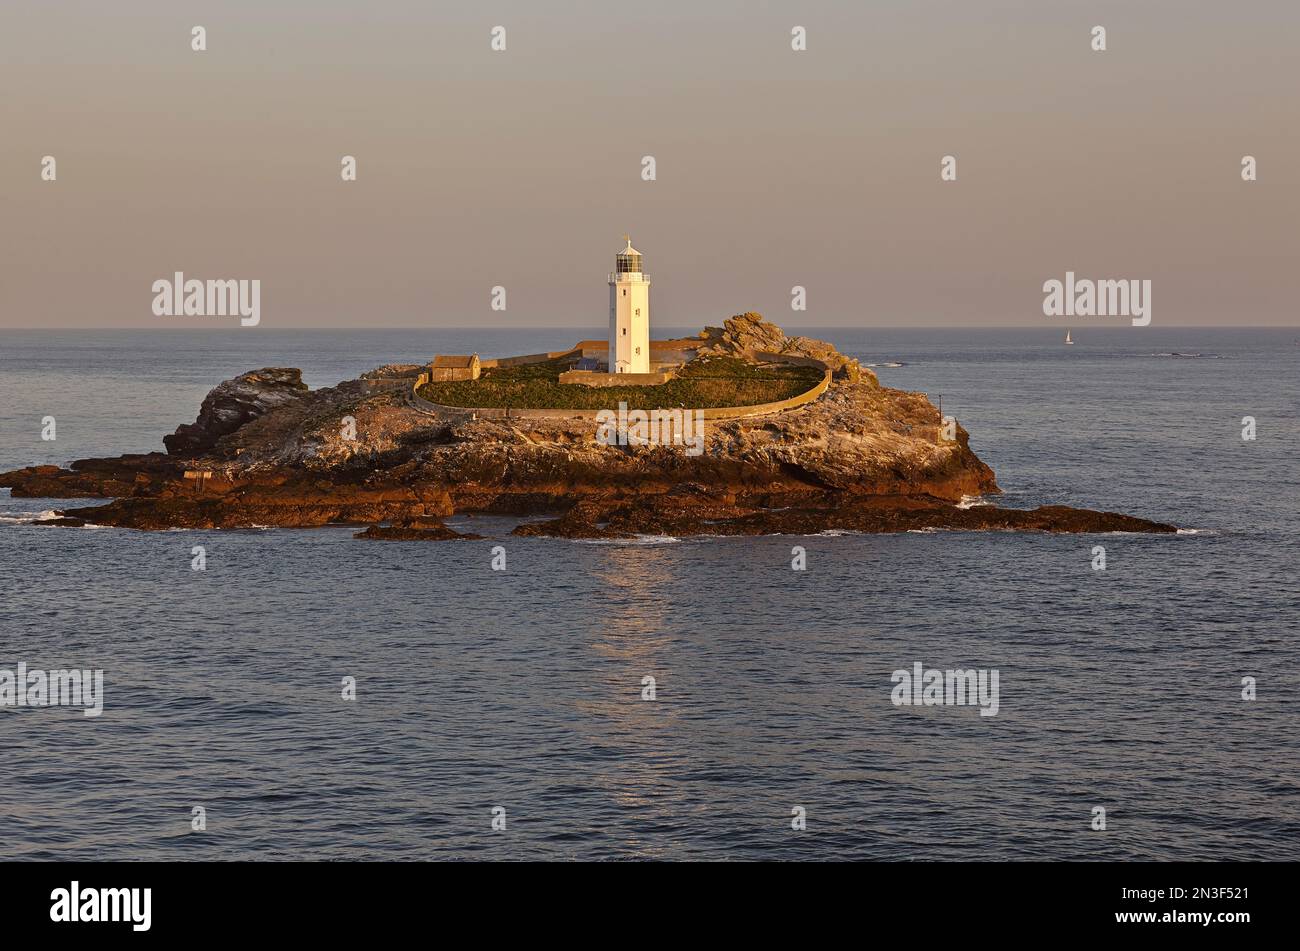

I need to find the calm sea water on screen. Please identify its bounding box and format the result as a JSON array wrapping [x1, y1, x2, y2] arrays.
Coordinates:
[[1, 327, 1297, 861]]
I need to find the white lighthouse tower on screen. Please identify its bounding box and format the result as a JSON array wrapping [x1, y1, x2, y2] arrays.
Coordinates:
[[608, 236, 650, 374]]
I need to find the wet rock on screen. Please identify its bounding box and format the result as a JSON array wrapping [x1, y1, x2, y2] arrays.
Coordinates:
[[37, 516, 88, 527], [511, 493, 1176, 539], [354, 518, 483, 541]]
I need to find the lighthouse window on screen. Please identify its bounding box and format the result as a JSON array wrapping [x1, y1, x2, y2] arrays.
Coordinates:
[[622, 328, 626, 336], [635, 308, 640, 316], [635, 346, 641, 355], [622, 289, 626, 296]]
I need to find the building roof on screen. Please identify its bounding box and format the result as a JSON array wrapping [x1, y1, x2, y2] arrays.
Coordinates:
[[617, 237, 642, 257], [432, 354, 479, 368]]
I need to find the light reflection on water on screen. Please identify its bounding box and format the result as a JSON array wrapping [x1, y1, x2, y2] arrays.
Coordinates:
[[0, 328, 1297, 859]]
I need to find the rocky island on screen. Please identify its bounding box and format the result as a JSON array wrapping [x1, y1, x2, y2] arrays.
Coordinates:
[[0, 314, 1176, 539]]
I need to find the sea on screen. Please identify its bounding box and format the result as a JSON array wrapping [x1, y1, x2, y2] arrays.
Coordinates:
[[1, 327, 1297, 861]]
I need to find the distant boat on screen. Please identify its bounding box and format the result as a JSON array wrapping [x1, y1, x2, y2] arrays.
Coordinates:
[[1065, 330, 1074, 345]]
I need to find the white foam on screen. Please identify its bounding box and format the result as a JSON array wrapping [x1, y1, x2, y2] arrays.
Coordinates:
[[0, 509, 60, 524], [578, 534, 680, 545]]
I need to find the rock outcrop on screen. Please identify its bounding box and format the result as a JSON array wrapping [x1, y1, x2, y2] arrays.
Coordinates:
[[0, 316, 1177, 538], [354, 518, 483, 541], [163, 368, 309, 455], [697, 312, 866, 382]]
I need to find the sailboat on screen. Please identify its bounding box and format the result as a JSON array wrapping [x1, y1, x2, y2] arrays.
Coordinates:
[[1065, 330, 1074, 345]]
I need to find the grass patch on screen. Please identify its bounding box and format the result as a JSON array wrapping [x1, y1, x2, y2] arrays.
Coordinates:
[[417, 355, 824, 410]]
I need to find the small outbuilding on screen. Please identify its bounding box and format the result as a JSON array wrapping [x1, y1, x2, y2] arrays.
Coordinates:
[[428, 354, 481, 382]]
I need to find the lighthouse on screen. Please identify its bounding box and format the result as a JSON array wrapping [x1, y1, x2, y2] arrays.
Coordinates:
[[608, 237, 650, 374]]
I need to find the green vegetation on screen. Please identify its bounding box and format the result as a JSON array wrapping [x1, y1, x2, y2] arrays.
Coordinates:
[[417, 355, 824, 410]]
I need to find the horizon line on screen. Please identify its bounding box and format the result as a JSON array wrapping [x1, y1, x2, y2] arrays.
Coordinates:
[[4, 323, 1297, 332]]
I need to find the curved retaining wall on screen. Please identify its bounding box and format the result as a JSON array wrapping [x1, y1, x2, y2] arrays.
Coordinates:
[[700, 365, 832, 420], [408, 352, 834, 422]]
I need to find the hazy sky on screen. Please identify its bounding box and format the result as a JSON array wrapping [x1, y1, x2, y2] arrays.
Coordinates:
[[2, 0, 1296, 329]]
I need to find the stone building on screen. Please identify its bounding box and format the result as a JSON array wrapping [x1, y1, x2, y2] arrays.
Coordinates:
[[428, 354, 481, 382]]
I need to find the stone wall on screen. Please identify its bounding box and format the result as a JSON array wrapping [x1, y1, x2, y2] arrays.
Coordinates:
[[697, 366, 832, 420], [428, 367, 477, 382], [409, 351, 834, 423], [480, 348, 581, 369]]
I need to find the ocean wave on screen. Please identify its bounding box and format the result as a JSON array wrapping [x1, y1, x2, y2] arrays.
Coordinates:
[[1142, 352, 1222, 359], [863, 361, 906, 368], [956, 495, 993, 510], [577, 534, 680, 546], [0, 509, 60, 524], [0, 510, 108, 529]]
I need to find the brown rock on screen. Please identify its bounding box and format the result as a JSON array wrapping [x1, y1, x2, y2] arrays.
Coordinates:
[[354, 518, 483, 541], [163, 367, 309, 455], [0, 317, 1177, 538]]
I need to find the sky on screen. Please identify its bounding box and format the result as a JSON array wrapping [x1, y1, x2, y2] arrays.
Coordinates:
[[1, 0, 1296, 329]]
